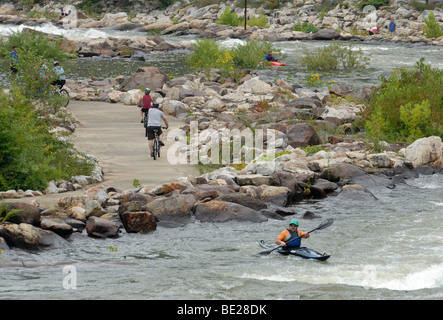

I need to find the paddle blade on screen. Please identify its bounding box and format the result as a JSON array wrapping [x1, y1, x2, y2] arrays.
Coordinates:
[[316, 218, 334, 231], [257, 250, 273, 256]]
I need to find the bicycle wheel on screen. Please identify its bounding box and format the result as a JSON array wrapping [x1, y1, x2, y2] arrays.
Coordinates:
[[59, 89, 70, 108], [144, 115, 148, 137], [153, 139, 158, 160]]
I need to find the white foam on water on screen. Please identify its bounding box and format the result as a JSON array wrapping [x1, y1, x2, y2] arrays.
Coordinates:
[[239, 262, 443, 291], [374, 264, 443, 291]]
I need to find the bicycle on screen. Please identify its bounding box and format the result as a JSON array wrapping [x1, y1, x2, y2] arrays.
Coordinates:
[[51, 85, 69, 109], [152, 126, 166, 161], [55, 87, 70, 108], [142, 110, 149, 138]]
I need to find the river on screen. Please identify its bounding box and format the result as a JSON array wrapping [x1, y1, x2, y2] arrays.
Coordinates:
[[0, 22, 442, 301], [1, 23, 443, 86], [0, 174, 442, 300]]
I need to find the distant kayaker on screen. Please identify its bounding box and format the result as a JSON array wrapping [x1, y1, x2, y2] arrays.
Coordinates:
[[276, 220, 310, 248], [264, 51, 278, 62]]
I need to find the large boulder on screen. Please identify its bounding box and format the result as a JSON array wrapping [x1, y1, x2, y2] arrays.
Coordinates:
[[40, 218, 74, 236], [194, 200, 267, 223], [320, 162, 366, 182], [144, 196, 192, 224], [120, 211, 158, 233], [311, 29, 340, 40], [271, 171, 304, 202], [287, 123, 322, 148], [118, 67, 168, 92], [86, 216, 120, 238], [217, 193, 268, 211], [0, 203, 41, 226], [237, 77, 273, 94], [0, 4, 16, 15], [239, 185, 291, 206], [329, 85, 373, 103], [0, 223, 70, 250], [336, 184, 378, 201], [404, 136, 443, 168]]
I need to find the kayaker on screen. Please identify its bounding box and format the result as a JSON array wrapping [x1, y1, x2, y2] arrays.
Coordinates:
[[264, 51, 278, 62], [276, 220, 310, 248]]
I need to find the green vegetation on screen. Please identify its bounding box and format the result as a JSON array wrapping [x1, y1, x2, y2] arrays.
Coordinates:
[[300, 41, 370, 71], [217, 7, 242, 27], [355, 0, 388, 9], [0, 31, 93, 191], [0, 203, 20, 224], [408, 1, 443, 12], [187, 38, 275, 78], [217, 7, 269, 28], [0, 31, 74, 62], [294, 22, 318, 33], [423, 11, 443, 39], [363, 58, 443, 145]]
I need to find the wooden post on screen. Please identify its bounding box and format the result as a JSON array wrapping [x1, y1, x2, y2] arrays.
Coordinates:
[[244, 0, 247, 30]]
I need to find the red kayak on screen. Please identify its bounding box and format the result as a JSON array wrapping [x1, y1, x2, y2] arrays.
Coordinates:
[[271, 61, 286, 66]]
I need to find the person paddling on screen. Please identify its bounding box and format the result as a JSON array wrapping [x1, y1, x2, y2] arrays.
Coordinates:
[[276, 220, 310, 248], [264, 51, 278, 62]]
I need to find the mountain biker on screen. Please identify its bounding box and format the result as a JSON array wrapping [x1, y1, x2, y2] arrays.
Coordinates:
[[52, 61, 66, 89], [147, 102, 169, 158], [138, 88, 152, 123]]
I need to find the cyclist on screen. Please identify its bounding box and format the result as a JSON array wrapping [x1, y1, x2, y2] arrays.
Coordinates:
[[52, 61, 66, 89], [138, 88, 152, 123], [147, 102, 169, 158], [10, 46, 18, 78]]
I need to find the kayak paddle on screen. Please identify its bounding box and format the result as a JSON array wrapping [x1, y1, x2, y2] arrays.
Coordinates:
[[257, 218, 334, 256]]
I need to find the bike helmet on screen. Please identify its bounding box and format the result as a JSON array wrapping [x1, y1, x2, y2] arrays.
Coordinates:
[[54, 61, 59, 66], [152, 102, 160, 108], [145, 88, 151, 94]]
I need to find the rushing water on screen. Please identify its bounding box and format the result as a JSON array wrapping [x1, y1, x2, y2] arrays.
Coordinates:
[[1, 23, 443, 86], [0, 22, 442, 301], [0, 174, 442, 300]]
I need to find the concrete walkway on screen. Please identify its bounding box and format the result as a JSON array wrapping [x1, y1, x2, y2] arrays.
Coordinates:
[[4, 100, 195, 208], [70, 100, 195, 190]]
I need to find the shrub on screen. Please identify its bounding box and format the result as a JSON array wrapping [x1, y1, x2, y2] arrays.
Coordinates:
[[187, 38, 275, 77], [232, 40, 274, 69], [363, 58, 443, 143], [0, 31, 74, 62], [355, 0, 387, 9], [423, 11, 443, 39], [187, 38, 234, 77], [294, 22, 318, 33], [0, 89, 94, 191], [217, 7, 241, 27], [300, 41, 369, 71], [241, 14, 269, 28]]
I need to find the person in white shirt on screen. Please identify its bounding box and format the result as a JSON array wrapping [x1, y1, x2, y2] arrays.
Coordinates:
[[52, 61, 66, 89], [147, 102, 169, 158]]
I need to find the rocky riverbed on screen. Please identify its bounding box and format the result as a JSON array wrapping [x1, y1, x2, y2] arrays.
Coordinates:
[[1, 62, 443, 251], [1, 0, 443, 252]]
